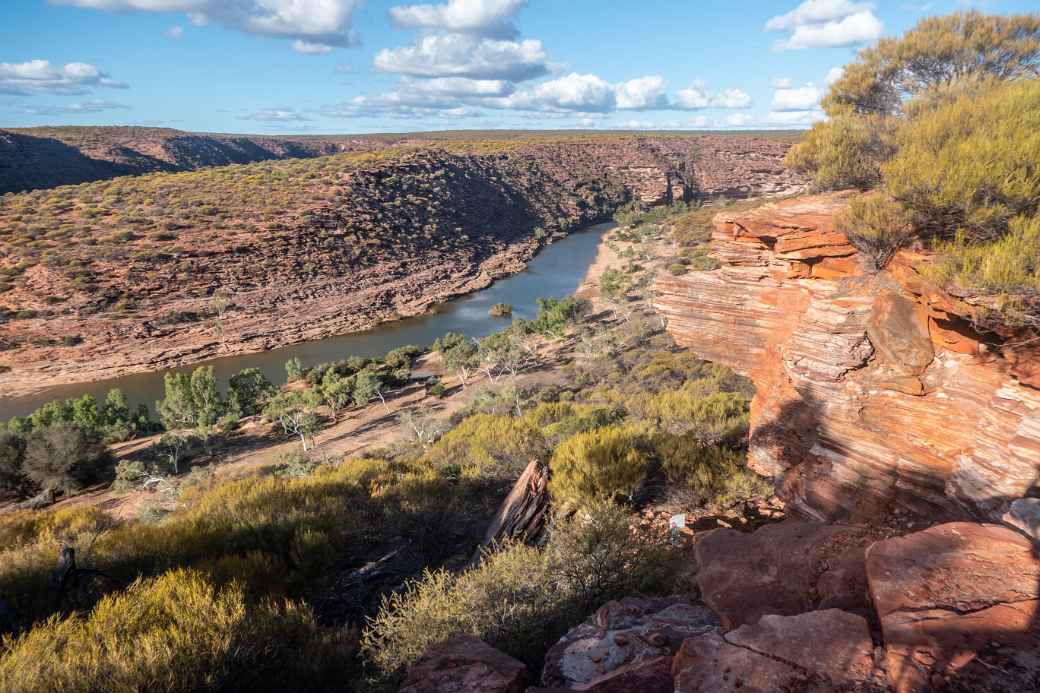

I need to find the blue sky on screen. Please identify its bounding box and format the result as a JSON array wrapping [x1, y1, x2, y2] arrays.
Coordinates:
[[0, 0, 1034, 134]]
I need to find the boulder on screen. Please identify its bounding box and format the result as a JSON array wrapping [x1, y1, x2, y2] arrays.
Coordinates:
[[1003, 498, 1040, 543], [540, 597, 716, 688], [695, 520, 875, 629], [401, 635, 528, 693], [672, 609, 881, 692], [866, 522, 1040, 692], [527, 657, 673, 693]]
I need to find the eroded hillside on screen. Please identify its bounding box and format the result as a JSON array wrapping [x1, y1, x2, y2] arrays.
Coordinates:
[[0, 134, 802, 397]]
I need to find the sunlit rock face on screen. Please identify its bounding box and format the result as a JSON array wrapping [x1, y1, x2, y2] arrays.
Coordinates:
[[655, 193, 1040, 522]]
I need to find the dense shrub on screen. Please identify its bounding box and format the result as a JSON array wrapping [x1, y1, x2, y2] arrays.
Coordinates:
[[22, 424, 111, 494], [629, 383, 750, 445], [422, 412, 546, 478], [548, 425, 648, 509], [881, 78, 1040, 240], [655, 436, 770, 511], [361, 500, 678, 677], [526, 297, 587, 337], [0, 432, 29, 497], [227, 367, 276, 417], [835, 192, 914, 269], [0, 568, 355, 692], [785, 110, 893, 191]]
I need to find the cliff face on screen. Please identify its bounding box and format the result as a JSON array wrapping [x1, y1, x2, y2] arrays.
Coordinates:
[[655, 193, 1040, 522], [0, 135, 802, 398]]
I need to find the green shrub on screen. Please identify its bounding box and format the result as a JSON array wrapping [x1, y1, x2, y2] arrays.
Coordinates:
[[881, 78, 1040, 240], [655, 436, 770, 511], [22, 424, 111, 494], [0, 568, 355, 693], [361, 500, 677, 678], [422, 413, 546, 478], [0, 432, 29, 496], [836, 192, 914, 269], [227, 367, 276, 417], [785, 110, 893, 191], [548, 425, 648, 508], [629, 383, 749, 445]]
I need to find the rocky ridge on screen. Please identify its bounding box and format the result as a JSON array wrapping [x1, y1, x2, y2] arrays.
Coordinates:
[[0, 135, 802, 399], [653, 193, 1040, 523]]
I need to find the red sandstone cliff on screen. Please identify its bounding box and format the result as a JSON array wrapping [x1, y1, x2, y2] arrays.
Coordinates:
[[655, 193, 1040, 522]]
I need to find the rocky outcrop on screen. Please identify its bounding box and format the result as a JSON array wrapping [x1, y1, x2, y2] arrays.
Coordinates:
[[0, 126, 396, 194], [401, 635, 528, 693], [654, 193, 1040, 522], [672, 609, 883, 692], [0, 134, 802, 400], [694, 520, 878, 628], [866, 522, 1040, 692], [541, 597, 717, 688]]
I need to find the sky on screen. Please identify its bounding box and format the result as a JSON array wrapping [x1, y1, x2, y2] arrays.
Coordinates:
[[0, 0, 1035, 134]]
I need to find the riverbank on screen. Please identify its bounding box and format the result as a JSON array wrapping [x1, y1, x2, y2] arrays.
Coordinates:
[[0, 223, 613, 419], [17, 223, 626, 519]]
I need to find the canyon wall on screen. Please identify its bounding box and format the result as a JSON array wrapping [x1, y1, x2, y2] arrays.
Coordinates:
[[0, 135, 801, 398], [655, 193, 1040, 522]]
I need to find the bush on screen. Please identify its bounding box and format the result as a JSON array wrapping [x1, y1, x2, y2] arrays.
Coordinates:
[[548, 425, 648, 509], [881, 78, 1040, 240], [655, 437, 770, 511], [836, 192, 914, 269], [0, 432, 30, 496], [361, 500, 677, 678], [22, 423, 111, 494], [629, 384, 749, 445], [227, 367, 276, 417], [0, 568, 355, 693], [422, 412, 546, 478], [527, 297, 587, 337], [785, 110, 893, 191]]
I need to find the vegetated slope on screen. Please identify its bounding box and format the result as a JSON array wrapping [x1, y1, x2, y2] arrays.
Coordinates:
[[0, 134, 802, 396], [0, 126, 407, 194]]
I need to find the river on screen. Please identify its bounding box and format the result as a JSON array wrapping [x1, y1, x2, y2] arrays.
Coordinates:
[[0, 222, 613, 421]]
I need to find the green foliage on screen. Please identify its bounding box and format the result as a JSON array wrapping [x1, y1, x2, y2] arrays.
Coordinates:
[[0, 568, 355, 693], [361, 500, 678, 677], [655, 437, 770, 511], [22, 423, 111, 494], [881, 78, 1040, 239], [785, 110, 893, 190], [548, 425, 648, 509], [284, 357, 304, 382], [527, 296, 587, 337], [836, 192, 915, 269], [629, 382, 750, 445], [384, 344, 422, 371], [0, 432, 30, 496], [422, 412, 546, 478], [351, 370, 385, 408], [156, 367, 224, 431], [434, 332, 478, 387], [227, 368, 276, 418]]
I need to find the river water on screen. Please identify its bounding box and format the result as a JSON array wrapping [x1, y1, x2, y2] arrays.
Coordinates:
[[0, 222, 613, 421]]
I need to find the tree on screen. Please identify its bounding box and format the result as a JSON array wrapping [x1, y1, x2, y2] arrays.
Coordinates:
[[319, 370, 354, 420], [157, 367, 224, 431], [788, 11, 1040, 190], [285, 357, 305, 382], [353, 370, 388, 411], [599, 268, 633, 321], [435, 332, 478, 389], [0, 432, 30, 497], [157, 431, 195, 475], [22, 424, 110, 494], [227, 368, 276, 417], [263, 389, 322, 451], [101, 389, 133, 440]]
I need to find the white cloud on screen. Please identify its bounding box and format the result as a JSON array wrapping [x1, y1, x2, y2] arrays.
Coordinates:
[[614, 75, 668, 110], [0, 60, 127, 95], [776, 11, 882, 49], [826, 66, 844, 85], [773, 77, 793, 88], [16, 99, 130, 115], [771, 83, 822, 110], [389, 0, 526, 39], [725, 113, 753, 127], [293, 40, 332, 54], [491, 73, 616, 112], [239, 107, 312, 122], [374, 34, 549, 81], [164, 25, 183, 39], [52, 0, 361, 52], [765, 0, 872, 31], [766, 1, 881, 50], [674, 82, 751, 110], [409, 77, 514, 97]]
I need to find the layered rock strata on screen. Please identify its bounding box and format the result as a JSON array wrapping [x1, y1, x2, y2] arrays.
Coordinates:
[[654, 193, 1040, 522], [1, 135, 801, 398]]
